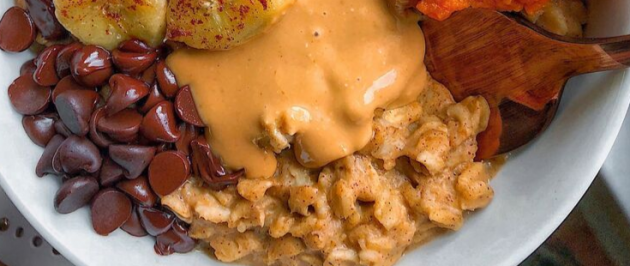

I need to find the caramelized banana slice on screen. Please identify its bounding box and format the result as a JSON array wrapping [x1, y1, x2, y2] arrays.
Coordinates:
[[166, 0, 295, 50], [53, 0, 167, 50]]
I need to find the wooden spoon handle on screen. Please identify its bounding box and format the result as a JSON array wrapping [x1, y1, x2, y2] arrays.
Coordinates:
[[551, 35, 630, 75], [512, 14, 630, 74], [597, 36, 630, 70]]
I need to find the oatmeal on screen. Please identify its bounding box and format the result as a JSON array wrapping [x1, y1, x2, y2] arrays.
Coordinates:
[[163, 78, 493, 265]]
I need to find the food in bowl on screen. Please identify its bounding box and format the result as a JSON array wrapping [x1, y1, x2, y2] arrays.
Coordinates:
[[0, 0, 587, 265]]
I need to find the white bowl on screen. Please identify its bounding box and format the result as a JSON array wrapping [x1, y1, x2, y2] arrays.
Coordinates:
[[1, 2, 629, 266]]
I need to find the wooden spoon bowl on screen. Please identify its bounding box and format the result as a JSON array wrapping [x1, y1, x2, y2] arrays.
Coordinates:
[[421, 8, 630, 159]]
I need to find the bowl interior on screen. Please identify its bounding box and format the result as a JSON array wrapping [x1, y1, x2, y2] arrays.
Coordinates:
[[1, 2, 629, 266]]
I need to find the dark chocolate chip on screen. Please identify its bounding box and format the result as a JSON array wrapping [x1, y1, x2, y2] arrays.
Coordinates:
[[105, 74, 149, 116], [22, 113, 57, 147], [139, 82, 165, 114], [33, 44, 62, 86], [71, 45, 113, 87], [90, 188, 132, 236], [53, 120, 72, 137], [88, 107, 114, 148], [191, 136, 243, 189], [56, 42, 83, 78], [154, 221, 195, 255], [156, 142, 173, 153], [0, 7, 36, 52], [121, 205, 148, 237], [25, 0, 66, 40], [109, 145, 156, 179], [20, 59, 37, 76], [139, 63, 157, 86], [112, 49, 157, 75], [175, 123, 199, 156], [97, 108, 142, 143], [174, 86, 204, 127], [116, 176, 157, 207], [51, 143, 63, 173], [99, 156, 125, 187], [156, 61, 179, 98], [141, 101, 181, 143], [35, 134, 64, 177], [54, 176, 99, 214], [8, 75, 51, 115], [57, 135, 102, 174], [148, 151, 189, 197], [119, 39, 153, 54], [55, 89, 99, 136], [52, 75, 89, 104], [137, 206, 174, 236]]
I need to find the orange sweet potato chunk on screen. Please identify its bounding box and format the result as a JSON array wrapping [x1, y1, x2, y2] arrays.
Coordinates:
[[417, 0, 550, 20]]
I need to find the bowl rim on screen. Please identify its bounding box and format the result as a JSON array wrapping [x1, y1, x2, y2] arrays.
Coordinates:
[[1, 2, 630, 266]]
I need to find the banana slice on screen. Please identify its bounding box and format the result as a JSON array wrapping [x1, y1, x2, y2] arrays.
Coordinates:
[[166, 0, 295, 50], [53, 0, 167, 50]]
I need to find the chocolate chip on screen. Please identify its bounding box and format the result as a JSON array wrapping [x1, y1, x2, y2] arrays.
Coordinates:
[[156, 61, 179, 98], [88, 107, 114, 148], [139, 63, 157, 86], [109, 145, 156, 179], [141, 101, 181, 143], [175, 123, 199, 156], [137, 207, 174, 236], [97, 109, 142, 143], [90, 188, 132, 236], [33, 44, 62, 86], [191, 136, 243, 189], [162, 41, 185, 55], [57, 135, 102, 175], [51, 144, 63, 173], [99, 156, 125, 187], [35, 134, 64, 177], [156, 143, 173, 153], [71, 45, 113, 87], [20, 59, 37, 76], [55, 89, 99, 136], [139, 82, 165, 114], [56, 42, 83, 78], [52, 76, 89, 104], [119, 39, 154, 54], [54, 176, 99, 214], [174, 86, 204, 127], [8, 75, 51, 115], [154, 221, 195, 255], [148, 151, 189, 197], [0, 7, 36, 52], [105, 74, 149, 116], [54, 120, 72, 137], [121, 206, 148, 237], [25, 0, 66, 40], [112, 50, 157, 75], [22, 113, 57, 147], [116, 176, 157, 207]]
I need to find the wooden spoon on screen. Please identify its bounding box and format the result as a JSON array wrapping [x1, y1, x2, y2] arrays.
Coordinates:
[[421, 8, 630, 160]]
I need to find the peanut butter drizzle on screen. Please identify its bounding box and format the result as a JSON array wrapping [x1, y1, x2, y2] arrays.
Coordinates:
[[167, 0, 427, 178]]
